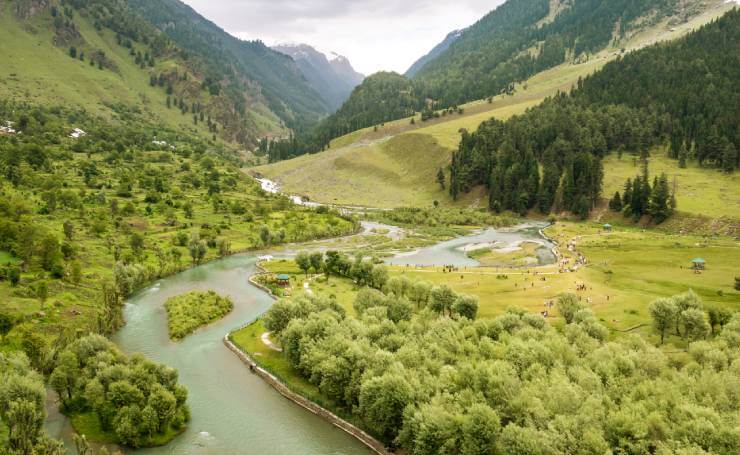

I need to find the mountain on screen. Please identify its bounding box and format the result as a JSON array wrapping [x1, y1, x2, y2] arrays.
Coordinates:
[[125, 0, 329, 132], [413, 0, 714, 105], [450, 7, 739, 216], [263, 72, 421, 162], [405, 29, 465, 78], [328, 53, 365, 89], [268, 0, 719, 161], [271, 43, 364, 111], [0, 0, 329, 148]]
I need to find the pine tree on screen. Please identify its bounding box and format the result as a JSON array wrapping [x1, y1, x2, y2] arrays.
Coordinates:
[[678, 142, 688, 168], [609, 191, 622, 212], [622, 178, 633, 215], [649, 173, 671, 224], [436, 168, 446, 190]]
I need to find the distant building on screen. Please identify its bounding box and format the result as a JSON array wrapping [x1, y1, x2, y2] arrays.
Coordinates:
[[70, 128, 87, 139], [0, 121, 17, 135]]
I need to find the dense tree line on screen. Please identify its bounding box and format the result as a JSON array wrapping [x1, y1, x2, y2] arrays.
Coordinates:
[[263, 287, 740, 453], [451, 99, 655, 216], [574, 8, 739, 171], [49, 335, 190, 447], [449, 10, 739, 217], [610, 170, 676, 223]]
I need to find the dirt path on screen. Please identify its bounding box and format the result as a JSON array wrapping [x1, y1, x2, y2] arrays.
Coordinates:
[[261, 332, 282, 352]]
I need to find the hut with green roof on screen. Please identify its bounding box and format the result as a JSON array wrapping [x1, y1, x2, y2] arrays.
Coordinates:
[[691, 258, 706, 270]]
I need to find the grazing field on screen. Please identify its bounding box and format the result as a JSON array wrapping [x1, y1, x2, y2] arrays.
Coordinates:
[[253, 220, 739, 349], [602, 149, 740, 219]]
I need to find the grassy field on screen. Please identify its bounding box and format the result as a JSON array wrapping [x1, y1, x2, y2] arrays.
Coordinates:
[[249, 220, 739, 349], [253, 2, 733, 210], [602, 148, 740, 219]]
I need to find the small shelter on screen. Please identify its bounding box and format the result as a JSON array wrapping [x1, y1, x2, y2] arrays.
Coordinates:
[[691, 258, 706, 270], [603, 223, 612, 231], [276, 274, 291, 287]]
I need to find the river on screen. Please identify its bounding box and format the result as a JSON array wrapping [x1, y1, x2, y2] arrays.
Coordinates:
[[385, 222, 556, 267], [47, 222, 555, 454]]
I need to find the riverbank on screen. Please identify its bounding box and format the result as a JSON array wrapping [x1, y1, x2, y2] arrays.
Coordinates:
[[224, 333, 391, 455]]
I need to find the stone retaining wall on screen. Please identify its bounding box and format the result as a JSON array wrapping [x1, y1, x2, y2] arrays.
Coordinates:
[[223, 336, 392, 455]]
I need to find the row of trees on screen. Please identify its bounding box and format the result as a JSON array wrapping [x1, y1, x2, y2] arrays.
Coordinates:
[[262, 286, 740, 453], [649, 290, 733, 345]]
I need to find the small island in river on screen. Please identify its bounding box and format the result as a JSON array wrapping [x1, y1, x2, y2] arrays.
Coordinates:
[[165, 291, 234, 340]]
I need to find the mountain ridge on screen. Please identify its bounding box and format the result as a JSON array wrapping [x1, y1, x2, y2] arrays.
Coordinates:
[[405, 28, 466, 78], [271, 43, 364, 111]]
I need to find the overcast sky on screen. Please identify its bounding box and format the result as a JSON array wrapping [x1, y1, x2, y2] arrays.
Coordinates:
[[179, 0, 504, 75]]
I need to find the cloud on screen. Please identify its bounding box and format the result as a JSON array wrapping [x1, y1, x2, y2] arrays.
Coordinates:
[[180, 0, 504, 75]]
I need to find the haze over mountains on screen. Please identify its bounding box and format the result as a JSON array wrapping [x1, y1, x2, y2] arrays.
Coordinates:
[[271, 43, 364, 111]]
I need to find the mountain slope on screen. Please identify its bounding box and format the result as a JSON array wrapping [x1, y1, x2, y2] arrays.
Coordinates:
[[0, 0, 329, 147], [255, 4, 737, 216], [405, 29, 465, 78], [449, 7, 739, 217], [272, 43, 364, 110], [414, 0, 715, 105], [125, 0, 329, 132], [268, 0, 722, 161], [263, 72, 421, 162]]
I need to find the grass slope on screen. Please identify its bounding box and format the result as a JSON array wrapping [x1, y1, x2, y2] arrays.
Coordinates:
[[602, 148, 740, 219], [0, 3, 284, 142], [254, 2, 735, 212]]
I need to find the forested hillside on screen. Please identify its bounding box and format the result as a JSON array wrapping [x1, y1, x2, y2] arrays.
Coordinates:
[[0, 0, 327, 148], [125, 0, 329, 132], [414, 0, 696, 105], [265, 0, 718, 162], [450, 9, 739, 218], [263, 72, 422, 162]]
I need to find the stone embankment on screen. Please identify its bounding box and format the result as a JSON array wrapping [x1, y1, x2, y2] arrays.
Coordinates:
[[223, 336, 391, 455]]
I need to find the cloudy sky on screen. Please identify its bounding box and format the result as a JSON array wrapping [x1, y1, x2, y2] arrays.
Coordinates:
[[180, 0, 504, 75]]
